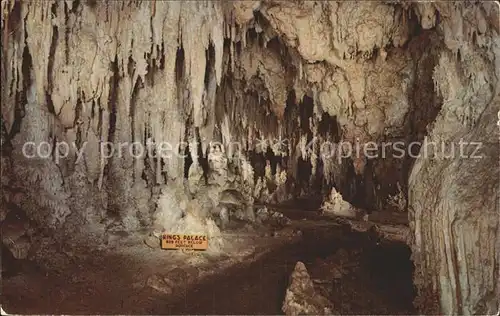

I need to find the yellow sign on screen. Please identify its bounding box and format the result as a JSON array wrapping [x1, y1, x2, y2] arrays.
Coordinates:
[[161, 234, 208, 251]]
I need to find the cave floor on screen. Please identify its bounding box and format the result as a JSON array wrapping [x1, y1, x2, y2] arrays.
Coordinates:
[[1, 210, 415, 315]]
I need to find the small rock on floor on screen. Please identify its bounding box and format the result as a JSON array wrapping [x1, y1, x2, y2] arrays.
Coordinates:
[[5, 235, 31, 259], [144, 235, 160, 249], [146, 274, 173, 295]]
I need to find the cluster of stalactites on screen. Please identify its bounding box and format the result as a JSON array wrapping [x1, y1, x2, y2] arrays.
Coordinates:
[[0, 1, 268, 185]]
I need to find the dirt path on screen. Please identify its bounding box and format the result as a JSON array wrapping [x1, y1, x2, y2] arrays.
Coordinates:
[[2, 215, 415, 315]]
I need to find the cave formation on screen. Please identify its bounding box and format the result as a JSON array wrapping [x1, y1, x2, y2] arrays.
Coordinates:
[[1, 1, 499, 315]]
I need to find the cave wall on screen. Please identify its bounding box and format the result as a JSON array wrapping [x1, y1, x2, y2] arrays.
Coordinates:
[[407, 3, 500, 313], [410, 90, 499, 315], [1, 1, 499, 314]]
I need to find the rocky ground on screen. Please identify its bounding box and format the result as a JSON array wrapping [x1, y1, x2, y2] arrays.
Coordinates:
[[1, 207, 415, 315]]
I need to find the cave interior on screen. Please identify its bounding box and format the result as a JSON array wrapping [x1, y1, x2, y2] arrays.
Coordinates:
[[1, 1, 499, 315]]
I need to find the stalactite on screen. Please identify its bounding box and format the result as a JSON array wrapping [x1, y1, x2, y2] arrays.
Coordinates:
[[200, 62, 217, 153], [241, 24, 247, 49], [212, 23, 224, 86], [220, 114, 233, 158]]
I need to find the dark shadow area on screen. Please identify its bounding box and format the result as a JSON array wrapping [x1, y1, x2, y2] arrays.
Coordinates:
[[362, 240, 416, 311]]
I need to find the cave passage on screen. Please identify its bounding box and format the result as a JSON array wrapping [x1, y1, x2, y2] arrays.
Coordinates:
[[157, 222, 415, 315]]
